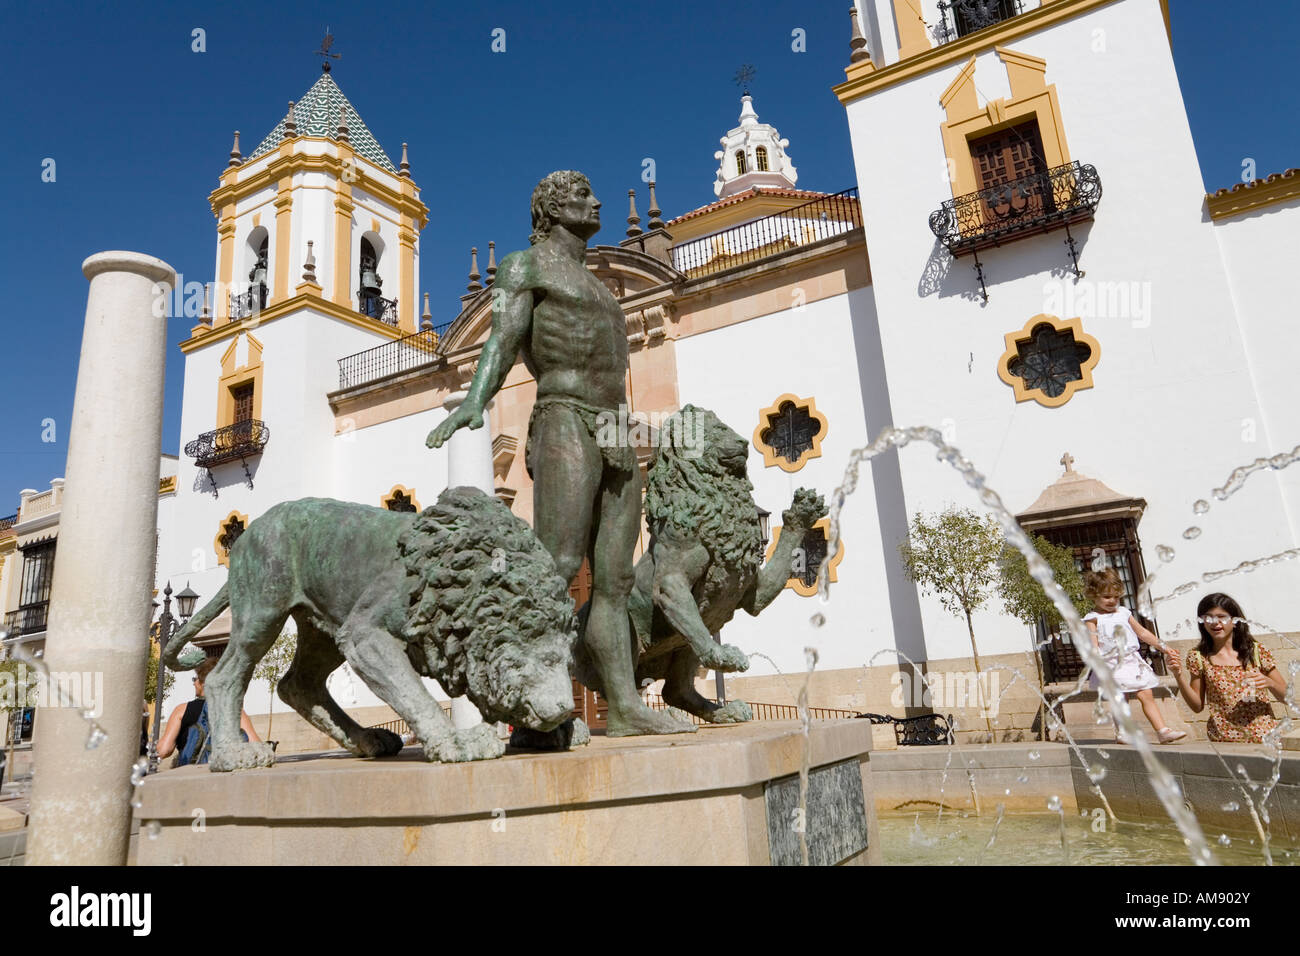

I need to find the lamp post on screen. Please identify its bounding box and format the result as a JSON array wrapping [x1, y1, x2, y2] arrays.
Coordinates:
[[148, 581, 198, 773]]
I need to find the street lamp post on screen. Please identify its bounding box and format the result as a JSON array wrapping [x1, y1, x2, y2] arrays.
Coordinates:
[[148, 581, 198, 773]]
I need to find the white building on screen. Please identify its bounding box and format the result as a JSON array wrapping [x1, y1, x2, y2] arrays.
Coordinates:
[[153, 1, 1300, 736]]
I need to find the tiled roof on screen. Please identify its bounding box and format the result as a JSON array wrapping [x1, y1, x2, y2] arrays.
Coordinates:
[[668, 187, 831, 225], [1207, 167, 1298, 199], [250, 71, 397, 174]]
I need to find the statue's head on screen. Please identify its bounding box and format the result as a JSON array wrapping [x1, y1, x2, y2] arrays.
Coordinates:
[[398, 487, 578, 732], [530, 170, 600, 244]]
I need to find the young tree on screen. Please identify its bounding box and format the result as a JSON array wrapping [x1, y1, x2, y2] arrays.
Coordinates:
[[142, 636, 175, 707], [898, 507, 1004, 735], [253, 629, 296, 741], [997, 533, 1091, 739]]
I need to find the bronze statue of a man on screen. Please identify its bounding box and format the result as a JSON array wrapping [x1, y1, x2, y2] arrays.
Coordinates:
[[427, 170, 692, 736]]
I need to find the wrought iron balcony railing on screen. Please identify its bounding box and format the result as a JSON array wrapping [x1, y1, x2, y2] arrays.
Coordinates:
[[935, 0, 1022, 44], [229, 283, 267, 320], [358, 292, 399, 326], [4, 604, 49, 638], [337, 327, 447, 391], [0, 513, 15, 533], [670, 188, 862, 279], [929, 161, 1102, 256], [185, 420, 270, 470]]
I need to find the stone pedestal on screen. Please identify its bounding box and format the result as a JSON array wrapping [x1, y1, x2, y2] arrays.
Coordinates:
[[134, 720, 878, 865]]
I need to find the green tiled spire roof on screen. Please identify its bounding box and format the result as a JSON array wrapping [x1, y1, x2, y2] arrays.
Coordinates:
[[251, 71, 397, 173]]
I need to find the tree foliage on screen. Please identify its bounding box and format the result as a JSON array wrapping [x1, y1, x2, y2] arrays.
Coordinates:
[[143, 631, 175, 706], [898, 507, 1004, 620], [253, 629, 296, 739], [996, 533, 1091, 628]]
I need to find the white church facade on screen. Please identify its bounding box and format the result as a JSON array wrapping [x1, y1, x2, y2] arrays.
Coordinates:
[[145, 0, 1299, 742]]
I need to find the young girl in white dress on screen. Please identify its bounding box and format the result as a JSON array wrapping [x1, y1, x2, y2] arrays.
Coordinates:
[[1083, 569, 1185, 744]]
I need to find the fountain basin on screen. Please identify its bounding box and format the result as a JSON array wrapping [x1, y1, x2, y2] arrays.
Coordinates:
[[133, 720, 879, 866]]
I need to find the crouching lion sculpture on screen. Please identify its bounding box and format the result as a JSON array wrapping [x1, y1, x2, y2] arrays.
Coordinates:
[[573, 405, 827, 725], [163, 487, 579, 771]]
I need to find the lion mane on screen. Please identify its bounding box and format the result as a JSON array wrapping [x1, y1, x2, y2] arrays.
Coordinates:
[[643, 405, 763, 615], [397, 487, 576, 720]]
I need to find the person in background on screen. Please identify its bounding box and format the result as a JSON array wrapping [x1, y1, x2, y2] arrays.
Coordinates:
[[156, 657, 260, 761], [1166, 592, 1286, 743], [1083, 568, 1185, 744]]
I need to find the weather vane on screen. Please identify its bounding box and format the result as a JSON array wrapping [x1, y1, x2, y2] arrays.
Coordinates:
[[733, 64, 756, 95], [315, 29, 341, 72]]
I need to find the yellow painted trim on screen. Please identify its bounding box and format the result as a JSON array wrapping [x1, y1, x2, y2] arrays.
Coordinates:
[[833, 0, 1125, 105], [996, 313, 1100, 408], [752, 393, 829, 473], [892, 0, 932, 58], [398, 225, 417, 333], [216, 215, 236, 323], [333, 183, 355, 309], [939, 47, 1071, 198], [380, 484, 422, 512], [217, 333, 264, 429], [214, 510, 250, 569], [273, 183, 293, 303], [158, 476, 177, 495], [1206, 169, 1300, 221], [179, 288, 404, 353], [208, 141, 429, 228], [764, 517, 845, 597]]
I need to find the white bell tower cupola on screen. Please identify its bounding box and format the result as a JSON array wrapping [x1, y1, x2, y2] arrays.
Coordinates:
[[712, 94, 798, 198]]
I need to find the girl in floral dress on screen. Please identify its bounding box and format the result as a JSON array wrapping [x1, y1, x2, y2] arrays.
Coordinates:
[[1166, 592, 1286, 743], [1083, 569, 1184, 743]]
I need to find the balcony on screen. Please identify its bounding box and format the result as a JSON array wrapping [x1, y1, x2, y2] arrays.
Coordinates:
[[670, 188, 863, 280], [337, 326, 448, 391], [935, 0, 1023, 44], [4, 604, 49, 638], [185, 420, 270, 494], [929, 161, 1102, 257], [0, 514, 15, 533], [358, 292, 399, 327], [229, 282, 267, 320]]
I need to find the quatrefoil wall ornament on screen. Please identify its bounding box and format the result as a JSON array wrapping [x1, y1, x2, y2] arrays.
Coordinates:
[[997, 314, 1100, 408], [753, 393, 829, 472], [214, 510, 249, 568]]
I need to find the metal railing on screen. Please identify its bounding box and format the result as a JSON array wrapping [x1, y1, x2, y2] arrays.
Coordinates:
[[671, 188, 862, 279], [4, 604, 49, 638], [0, 514, 15, 533], [337, 326, 449, 390], [935, 0, 1022, 44], [929, 161, 1102, 256], [184, 419, 271, 469], [644, 694, 859, 724], [358, 293, 399, 327], [229, 283, 267, 320]]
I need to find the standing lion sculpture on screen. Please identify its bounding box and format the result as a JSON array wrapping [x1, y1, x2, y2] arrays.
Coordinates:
[[164, 487, 579, 771], [572, 405, 827, 724]]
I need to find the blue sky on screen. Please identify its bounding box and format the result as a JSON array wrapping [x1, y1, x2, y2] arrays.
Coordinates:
[[0, 0, 1295, 512]]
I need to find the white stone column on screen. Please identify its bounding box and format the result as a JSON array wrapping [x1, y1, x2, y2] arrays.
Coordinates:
[[441, 391, 494, 729], [26, 251, 176, 866]]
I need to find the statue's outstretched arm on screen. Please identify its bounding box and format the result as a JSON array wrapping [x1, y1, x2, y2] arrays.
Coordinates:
[[427, 253, 532, 449]]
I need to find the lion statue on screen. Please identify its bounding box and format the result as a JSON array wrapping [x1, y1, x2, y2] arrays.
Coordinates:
[[164, 487, 579, 771], [572, 405, 827, 724]]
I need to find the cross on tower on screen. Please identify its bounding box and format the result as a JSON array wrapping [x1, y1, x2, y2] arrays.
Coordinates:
[[733, 64, 756, 94], [1060, 451, 1075, 474]]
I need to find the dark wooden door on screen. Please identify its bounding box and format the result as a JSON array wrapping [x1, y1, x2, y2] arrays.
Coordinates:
[[970, 120, 1050, 228]]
